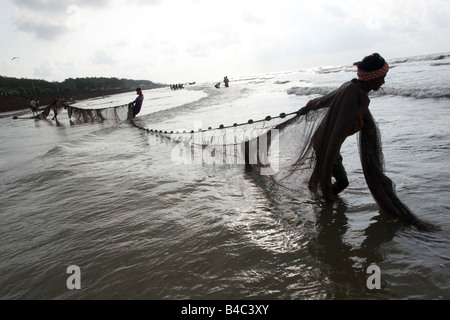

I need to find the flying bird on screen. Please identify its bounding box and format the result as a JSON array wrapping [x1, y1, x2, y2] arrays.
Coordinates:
[[11, 57, 19, 61]]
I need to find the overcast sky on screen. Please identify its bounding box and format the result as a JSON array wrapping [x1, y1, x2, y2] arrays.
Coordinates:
[[1, 0, 450, 84]]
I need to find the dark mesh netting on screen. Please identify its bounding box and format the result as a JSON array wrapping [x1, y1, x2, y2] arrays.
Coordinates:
[[34, 100, 67, 120], [67, 103, 131, 123], [32, 83, 438, 231], [134, 82, 437, 231], [265, 80, 438, 231], [358, 111, 438, 231], [161, 112, 294, 171], [35, 100, 132, 123]]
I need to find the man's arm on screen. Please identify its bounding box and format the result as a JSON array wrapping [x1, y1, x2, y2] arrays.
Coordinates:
[[298, 88, 339, 115]]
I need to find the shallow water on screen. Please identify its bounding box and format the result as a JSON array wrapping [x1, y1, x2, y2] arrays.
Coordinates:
[[1, 54, 449, 300]]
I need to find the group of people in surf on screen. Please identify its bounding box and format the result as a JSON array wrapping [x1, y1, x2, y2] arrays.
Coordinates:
[[214, 76, 229, 88], [170, 84, 184, 90], [30, 95, 67, 120], [29, 98, 40, 115]]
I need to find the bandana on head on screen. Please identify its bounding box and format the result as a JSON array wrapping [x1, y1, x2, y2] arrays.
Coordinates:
[[355, 61, 389, 81]]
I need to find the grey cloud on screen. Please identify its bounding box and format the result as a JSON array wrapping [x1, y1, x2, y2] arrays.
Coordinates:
[[12, 0, 77, 41], [16, 20, 66, 41], [126, 0, 162, 6], [12, 0, 67, 12], [12, 0, 119, 12], [11, 0, 161, 41]]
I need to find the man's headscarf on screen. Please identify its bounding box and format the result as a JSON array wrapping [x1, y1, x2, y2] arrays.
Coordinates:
[[354, 53, 389, 81]]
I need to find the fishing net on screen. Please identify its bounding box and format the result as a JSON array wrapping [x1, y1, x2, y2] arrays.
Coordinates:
[[358, 111, 438, 231], [150, 79, 438, 231], [160, 112, 295, 171], [34, 100, 67, 120], [67, 104, 131, 123], [34, 100, 132, 123], [270, 80, 438, 231], [31, 82, 437, 231]]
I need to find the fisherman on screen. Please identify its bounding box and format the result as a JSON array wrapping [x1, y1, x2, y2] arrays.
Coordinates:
[[224, 76, 229, 87], [30, 98, 38, 115], [298, 53, 389, 199], [51, 96, 61, 120], [130, 88, 144, 118]]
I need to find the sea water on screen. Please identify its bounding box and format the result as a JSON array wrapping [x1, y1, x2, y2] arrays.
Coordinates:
[[0, 53, 449, 299]]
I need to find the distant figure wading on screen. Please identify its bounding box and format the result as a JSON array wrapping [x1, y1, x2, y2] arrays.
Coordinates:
[[30, 98, 38, 115]]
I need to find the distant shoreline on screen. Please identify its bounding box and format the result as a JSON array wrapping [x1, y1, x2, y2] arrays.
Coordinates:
[[0, 88, 151, 114]]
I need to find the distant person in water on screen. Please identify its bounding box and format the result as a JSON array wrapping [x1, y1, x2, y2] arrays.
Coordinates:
[[130, 88, 144, 118], [30, 98, 38, 115], [224, 76, 229, 87], [51, 96, 61, 120]]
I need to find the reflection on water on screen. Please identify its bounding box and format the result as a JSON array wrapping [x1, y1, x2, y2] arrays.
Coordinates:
[[1, 60, 449, 299], [308, 201, 399, 298]]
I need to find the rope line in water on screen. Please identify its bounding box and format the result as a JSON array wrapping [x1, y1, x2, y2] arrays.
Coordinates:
[[130, 109, 300, 135], [73, 102, 131, 110]]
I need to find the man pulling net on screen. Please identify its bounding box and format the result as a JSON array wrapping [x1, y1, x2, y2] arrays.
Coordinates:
[[265, 53, 438, 231]]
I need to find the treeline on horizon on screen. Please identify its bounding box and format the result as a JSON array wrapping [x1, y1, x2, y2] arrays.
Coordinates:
[[0, 75, 166, 96]]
